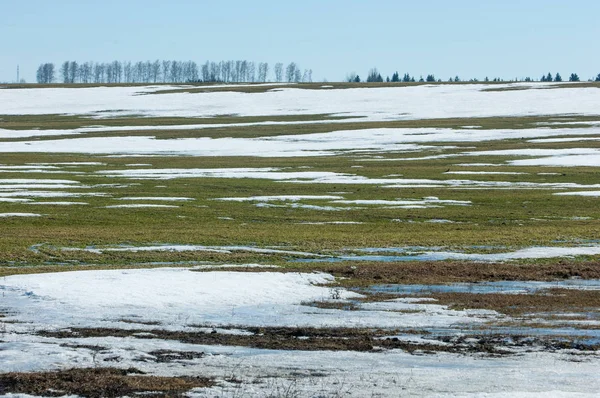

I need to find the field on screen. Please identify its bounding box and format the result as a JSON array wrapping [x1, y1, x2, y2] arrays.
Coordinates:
[[1, 81, 600, 397]]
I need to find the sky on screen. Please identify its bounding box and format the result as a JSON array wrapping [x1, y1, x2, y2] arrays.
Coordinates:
[[2, 0, 600, 83]]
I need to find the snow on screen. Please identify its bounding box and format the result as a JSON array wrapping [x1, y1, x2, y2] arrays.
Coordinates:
[[554, 191, 600, 197], [445, 171, 529, 175], [510, 155, 600, 167], [3, 126, 600, 157], [25, 201, 88, 205], [529, 137, 600, 143], [360, 245, 600, 262], [215, 195, 344, 202], [117, 196, 194, 201], [298, 221, 364, 225], [2, 84, 599, 121], [0, 268, 487, 331], [92, 167, 600, 191], [331, 197, 471, 207], [464, 148, 600, 167], [103, 204, 180, 208], [0, 191, 105, 198], [0, 266, 598, 396], [98, 167, 348, 181], [0, 178, 80, 185], [61, 244, 326, 258], [0, 213, 41, 217]]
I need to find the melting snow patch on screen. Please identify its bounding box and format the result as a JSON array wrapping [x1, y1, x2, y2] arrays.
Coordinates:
[[445, 171, 529, 175], [117, 197, 194, 201], [26, 201, 88, 206], [554, 191, 600, 197], [216, 195, 343, 202], [0, 213, 41, 217], [103, 204, 179, 208]]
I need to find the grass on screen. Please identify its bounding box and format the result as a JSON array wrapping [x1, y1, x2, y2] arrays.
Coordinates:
[[1, 148, 600, 269], [0, 85, 599, 274]]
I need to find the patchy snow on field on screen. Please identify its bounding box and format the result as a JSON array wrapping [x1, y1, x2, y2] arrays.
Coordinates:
[[3, 126, 600, 158]]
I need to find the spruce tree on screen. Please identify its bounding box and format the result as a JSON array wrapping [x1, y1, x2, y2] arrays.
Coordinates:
[[554, 73, 562, 82]]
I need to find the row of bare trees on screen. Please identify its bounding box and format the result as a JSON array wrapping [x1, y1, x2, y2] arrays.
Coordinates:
[[36, 60, 313, 84]]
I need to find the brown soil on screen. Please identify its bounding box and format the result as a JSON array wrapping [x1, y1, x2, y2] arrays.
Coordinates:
[[0, 367, 213, 398], [37, 325, 595, 355]]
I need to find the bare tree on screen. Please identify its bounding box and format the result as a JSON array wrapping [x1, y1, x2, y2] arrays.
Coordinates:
[[60, 61, 70, 83], [162, 60, 171, 83], [79, 62, 92, 83], [151, 60, 161, 83], [69, 61, 78, 83], [201, 62, 210, 82], [123, 61, 132, 83], [258, 62, 269, 82], [274, 62, 283, 82], [112, 61, 122, 83], [286, 62, 298, 83], [36, 63, 55, 83]]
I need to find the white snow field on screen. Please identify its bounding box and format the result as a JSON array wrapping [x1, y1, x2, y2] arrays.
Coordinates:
[[2, 268, 599, 397], [0, 83, 598, 120]]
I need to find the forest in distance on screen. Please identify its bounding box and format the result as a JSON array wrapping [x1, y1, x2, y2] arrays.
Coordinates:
[[29, 60, 600, 85], [35, 60, 312, 84], [28, 59, 600, 85]]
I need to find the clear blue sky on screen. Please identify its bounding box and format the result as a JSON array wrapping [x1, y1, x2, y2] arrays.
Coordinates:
[[2, 0, 599, 83]]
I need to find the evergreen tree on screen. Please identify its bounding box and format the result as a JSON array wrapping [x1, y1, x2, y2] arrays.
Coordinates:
[[546, 72, 553, 82], [541, 75, 547, 82], [425, 74, 436, 82], [391, 72, 400, 82], [354, 75, 360, 83], [554, 73, 562, 82], [569, 73, 580, 82], [595, 74, 600, 82]]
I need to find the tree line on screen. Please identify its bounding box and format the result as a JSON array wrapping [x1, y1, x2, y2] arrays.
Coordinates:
[[347, 68, 600, 83], [35, 60, 313, 84]]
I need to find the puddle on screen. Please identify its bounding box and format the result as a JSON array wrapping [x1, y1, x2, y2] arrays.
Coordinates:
[[424, 326, 600, 345], [366, 280, 600, 295]]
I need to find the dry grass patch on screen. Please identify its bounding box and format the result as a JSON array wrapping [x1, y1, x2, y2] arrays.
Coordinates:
[[0, 367, 213, 398], [431, 288, 600, 317], [304, 261, 600, 286]]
